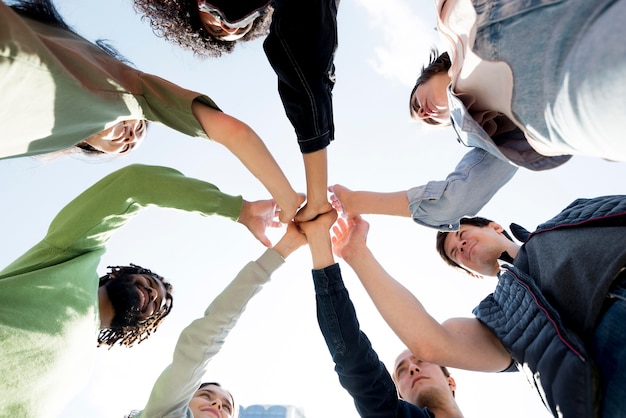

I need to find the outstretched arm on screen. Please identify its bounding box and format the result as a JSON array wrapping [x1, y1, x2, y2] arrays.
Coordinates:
[[329, 185, 411, 218], [192, 101, 304, 223], [330, 148, 517, 231], [333, 216, 511, 372], [300, 212, 415, 417], [139, 222, 306, 417], [407, 148, 517, 230]]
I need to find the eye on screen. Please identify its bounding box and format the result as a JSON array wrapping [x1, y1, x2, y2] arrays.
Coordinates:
[[121, 144, 132, 154]]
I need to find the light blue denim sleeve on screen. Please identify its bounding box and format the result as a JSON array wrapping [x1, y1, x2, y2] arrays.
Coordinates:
[[407, 148, 518, 231]]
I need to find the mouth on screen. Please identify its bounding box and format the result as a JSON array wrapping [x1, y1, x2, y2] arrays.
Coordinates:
[[467, 241, 476, 261], [201, 408, 220, 418], [411, 376, 426, 388], [135, 285, 149, 313]]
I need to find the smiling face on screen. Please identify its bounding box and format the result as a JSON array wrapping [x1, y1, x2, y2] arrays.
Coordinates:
[[197, 10, 254, 41], [83, 120, 146, 154], [443, 222, 510, 276], [189, 384, 234, 418], [196, 0, 268, 41], [410, 72, 451, 125], [393, 350, 456, 408], [104, 273, 168, 327]]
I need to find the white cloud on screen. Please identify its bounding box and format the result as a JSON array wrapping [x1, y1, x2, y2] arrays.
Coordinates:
[[355, 0, 444, 86]]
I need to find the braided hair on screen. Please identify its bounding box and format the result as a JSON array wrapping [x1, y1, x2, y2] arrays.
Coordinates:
[[98, 264, 174, 348]]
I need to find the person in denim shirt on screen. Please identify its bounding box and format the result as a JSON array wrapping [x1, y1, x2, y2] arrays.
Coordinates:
[[329, 51, 570, 231], [298, 210, 464, 418], [133, 0, 339, 222]]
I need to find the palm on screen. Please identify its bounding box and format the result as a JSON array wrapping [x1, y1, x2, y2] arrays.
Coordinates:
[[331, 216, 369, 259], [241, 200, 281, 247]]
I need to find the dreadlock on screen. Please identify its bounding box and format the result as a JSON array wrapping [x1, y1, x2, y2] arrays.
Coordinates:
[[98, 264, 174, 348]]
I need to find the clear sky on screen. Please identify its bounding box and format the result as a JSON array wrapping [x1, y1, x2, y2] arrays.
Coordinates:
[[1, 0, 625, 417]]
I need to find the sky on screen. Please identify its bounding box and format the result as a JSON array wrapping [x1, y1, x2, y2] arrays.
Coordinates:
[[1, 0, 625, 417]]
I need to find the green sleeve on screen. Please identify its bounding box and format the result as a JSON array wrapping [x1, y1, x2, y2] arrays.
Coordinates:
[[1, 165, 242, 275]]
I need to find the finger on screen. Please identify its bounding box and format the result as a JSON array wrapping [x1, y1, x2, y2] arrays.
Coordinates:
[[257, 234, 272, 248]]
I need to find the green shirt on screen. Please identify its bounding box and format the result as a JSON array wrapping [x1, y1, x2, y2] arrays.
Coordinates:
[[0, 3, 219, 159], [0, 164, 242, 417]]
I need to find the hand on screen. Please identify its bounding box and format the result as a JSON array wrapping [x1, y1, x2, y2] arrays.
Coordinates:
[[278, 193, 306, 223], [272, 221, 307, 259], [297, 209, 338, 238], [298, 209, 338, 270], [328, 184, 354, 218], [238, 199, 282, 247], [331, 215, 370, 261]]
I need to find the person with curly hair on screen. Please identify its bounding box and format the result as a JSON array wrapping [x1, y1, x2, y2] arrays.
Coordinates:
[[2, 0, 302, 221], [133, 0, 340, 223], [0, 164, 284, 418]]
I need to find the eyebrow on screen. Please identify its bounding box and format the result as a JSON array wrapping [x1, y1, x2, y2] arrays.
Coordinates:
[[197, 389, 233, 407], [394, 359, 407, 374]]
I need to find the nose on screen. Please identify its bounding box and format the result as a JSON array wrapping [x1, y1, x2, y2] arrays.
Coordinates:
[[210, 398, 223, 409], [145, 284, 158, 302], [456, 239, 467, 253], [417, 106, 429, 120], [409, 362, 420, 375]]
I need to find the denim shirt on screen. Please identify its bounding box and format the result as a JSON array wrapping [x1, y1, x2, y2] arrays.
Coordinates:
[[408, 87, 570, 231], [313, 264, 435, 418], [263, 0, 339, 154]]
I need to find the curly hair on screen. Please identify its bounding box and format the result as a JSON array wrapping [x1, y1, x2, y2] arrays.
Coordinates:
[[409, 48, 452, 126], [132, 0, 274, 57], [98, 264, 174, 348]]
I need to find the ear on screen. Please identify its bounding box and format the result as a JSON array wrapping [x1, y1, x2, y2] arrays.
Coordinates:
[[488, 221, 505, 233], [447, 375, 457, 393]]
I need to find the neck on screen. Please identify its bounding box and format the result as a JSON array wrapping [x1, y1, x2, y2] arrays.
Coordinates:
[[506, 242, 521, 260], [429, 403, 464, 418]]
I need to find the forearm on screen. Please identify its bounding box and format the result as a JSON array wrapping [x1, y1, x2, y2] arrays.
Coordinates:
[[344, 247, 510, 371], [191, 102, 297, 210], [47, 164, 242, 249], [306, 226, 335, 270], [343, 247, 451, 361], [313, 265, 400, 416], [354, 191, 411, 217], [141, 249, 282, 416]]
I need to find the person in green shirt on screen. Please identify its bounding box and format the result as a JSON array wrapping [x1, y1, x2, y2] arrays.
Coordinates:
[[0, 163, 282, 418], [1, 0, 303, 222]]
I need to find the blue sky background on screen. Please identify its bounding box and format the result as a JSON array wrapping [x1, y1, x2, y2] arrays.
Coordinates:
[[1, 0, 624, 417]]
